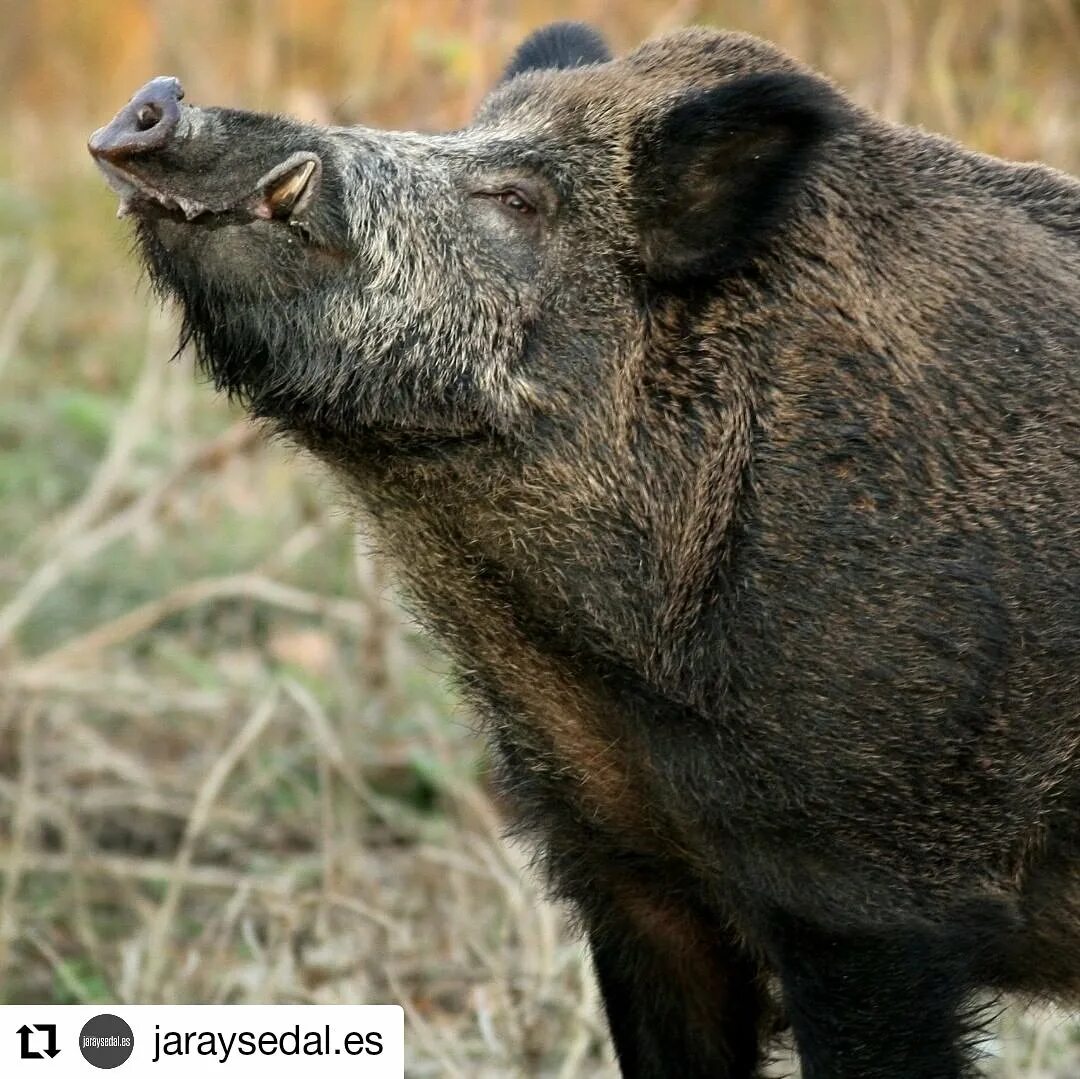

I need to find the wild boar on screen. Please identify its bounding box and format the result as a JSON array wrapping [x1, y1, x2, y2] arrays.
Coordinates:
[[89, 22, 1080, 1078]]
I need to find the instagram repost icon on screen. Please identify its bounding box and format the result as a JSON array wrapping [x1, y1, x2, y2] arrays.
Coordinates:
[[79, 1014, 134, 1069]]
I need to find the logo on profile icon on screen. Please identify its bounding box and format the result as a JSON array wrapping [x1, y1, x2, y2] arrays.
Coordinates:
[[79, 1014, 134, 1069]]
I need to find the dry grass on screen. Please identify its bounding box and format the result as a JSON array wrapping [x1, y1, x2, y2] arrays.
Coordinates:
[[1, 1, 1078, 1074]]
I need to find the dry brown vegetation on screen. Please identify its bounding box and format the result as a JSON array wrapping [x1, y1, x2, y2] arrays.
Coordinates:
[[1, 1, 1077, 1074]]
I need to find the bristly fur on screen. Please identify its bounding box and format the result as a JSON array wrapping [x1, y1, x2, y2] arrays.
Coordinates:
[[98, 21, 1080, 1079]]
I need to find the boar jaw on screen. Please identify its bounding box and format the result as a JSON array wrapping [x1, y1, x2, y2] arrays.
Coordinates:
[[95, 150, 322, 226]]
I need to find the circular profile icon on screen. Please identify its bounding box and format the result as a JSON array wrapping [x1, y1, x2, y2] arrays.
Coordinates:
[[79, 1014, 134, 1069]]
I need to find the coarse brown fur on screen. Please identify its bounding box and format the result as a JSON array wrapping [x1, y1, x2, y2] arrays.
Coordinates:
[[90, 22, 1080, 1077]]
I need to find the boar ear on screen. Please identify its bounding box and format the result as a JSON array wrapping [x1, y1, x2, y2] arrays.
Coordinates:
[[632, 72, 845, 281], [499, 22, 611, 84]]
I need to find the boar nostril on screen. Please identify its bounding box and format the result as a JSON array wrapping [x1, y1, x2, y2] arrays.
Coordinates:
[[135, 103, 163, 132], [88, 75, 184, 164]]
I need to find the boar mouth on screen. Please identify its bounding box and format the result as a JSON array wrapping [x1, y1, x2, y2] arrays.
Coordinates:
[[95, 151, 322, 226]]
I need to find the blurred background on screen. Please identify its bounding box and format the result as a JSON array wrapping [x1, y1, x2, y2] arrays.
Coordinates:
[[0, 1, 1077, 1075]]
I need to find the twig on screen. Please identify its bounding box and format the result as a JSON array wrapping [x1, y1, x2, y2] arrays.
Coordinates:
[[26, 928, 104, 1003], [2, 668, 227, 714], [0, 850, 297, 896], [42, 308, 169, 552], [557, 949, 601, 1079], [0, 420, 261, 653], [0, 701, 41, 987], [0, 253, 53, 380], [138, 687, 280, 999], [25, 572, 371, 672]]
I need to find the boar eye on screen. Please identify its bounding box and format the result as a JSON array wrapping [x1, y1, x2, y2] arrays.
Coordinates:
[[497, 189, 535, 214], [479, 187, 537, 216]]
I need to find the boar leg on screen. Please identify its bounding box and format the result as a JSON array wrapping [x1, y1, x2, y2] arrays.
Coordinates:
[[587, 912, 767, 1078], [769, 918, 984, 1079]]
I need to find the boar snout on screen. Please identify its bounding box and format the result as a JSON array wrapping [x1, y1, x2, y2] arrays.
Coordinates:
[[88, 76, 184, 164]]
